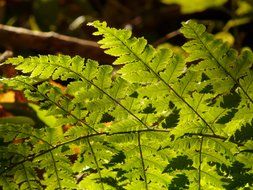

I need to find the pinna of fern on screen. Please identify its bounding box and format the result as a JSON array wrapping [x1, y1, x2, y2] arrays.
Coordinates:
[[0, 20, 252, 189], [89, 20, 251, 141], [0, 55, 174, 189]]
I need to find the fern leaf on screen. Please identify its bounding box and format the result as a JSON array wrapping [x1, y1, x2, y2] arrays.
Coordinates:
[[1, 20, 252, 189], [89, 21, 185, 85], [90, 20, 218, 135], [239, 69, 253, 101], [181, 20, 253, 104]]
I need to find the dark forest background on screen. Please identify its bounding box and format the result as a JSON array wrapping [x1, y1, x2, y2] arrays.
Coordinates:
[[1, 0, 253, 57]]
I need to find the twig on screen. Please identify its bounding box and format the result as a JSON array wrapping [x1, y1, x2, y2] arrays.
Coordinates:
[[153, 30, 180, 47], [0, 50, 13, 63], [198, 136, 204, 190], [2, 128, 241, 175], [137, 132, 148, 190], [0, 24, 114, 64]]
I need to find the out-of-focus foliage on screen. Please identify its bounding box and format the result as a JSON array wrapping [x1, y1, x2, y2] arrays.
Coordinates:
[[32, 0, 95, 32], [162, 0, 228, 13], [223, 0, 253, 32], [0, 0, 253, 50], [236, 0, 253, 16]]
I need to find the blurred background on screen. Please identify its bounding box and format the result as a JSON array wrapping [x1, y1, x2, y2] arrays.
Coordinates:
[[0, 0, 253, 57]]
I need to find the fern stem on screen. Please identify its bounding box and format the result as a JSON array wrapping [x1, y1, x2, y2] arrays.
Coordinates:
[[2, 128, 54, 148], [87, 137, 105, 190], [137, 132, 148, 190], [188, 24, 253, 104], [3, 129, 240, 176], [35, 61, 150, 130], [198, 136, 204, 190], [14, 78, 98, 133], [22, 163, 32, 190], [1, 129, 171, 175], [49, 151, 62, 190], [144, 65, 215, 135], [63, 65, 151, 130], [101, 28, 216, 135], [2, 129, 241, 184]]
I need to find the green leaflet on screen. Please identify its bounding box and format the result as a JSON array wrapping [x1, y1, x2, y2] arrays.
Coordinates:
[[181, 20, 253, 140], [181, 20, 253, 100], [0, 20, 252, 190], [89, 21, 185, 84], [161, 0, 228, 14]]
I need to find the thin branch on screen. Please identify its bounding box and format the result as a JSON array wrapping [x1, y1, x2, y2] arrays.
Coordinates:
[[0, 24, 114, 64], [185, 133, 243, 147], [87, 137, 105, 190], [153, 30, 180, 47], [1, 129, 241, 175], [49, 151, 62, 190], [0, 129, 170, 175], [22, 163, 32, 190], [198, 136, 204, 190], [0, 50, 13, 63], [137, 132, 148, 190]]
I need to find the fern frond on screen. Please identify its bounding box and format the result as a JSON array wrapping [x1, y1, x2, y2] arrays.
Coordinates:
[[181, 20, 253, 104], [172, 135, 237, 188], [1, 19, 252, 189], [3, 55, 153, 131], [89, 21, 220, 136], [89, 21, 185, 85], [236, 140, 253, 168]]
